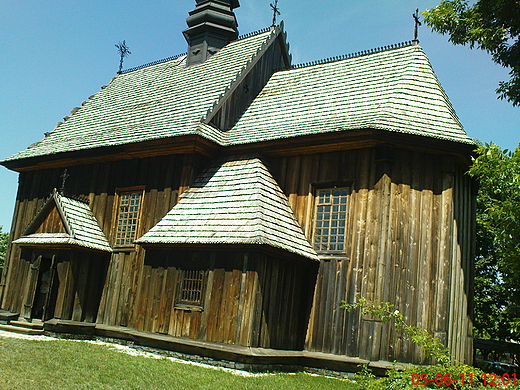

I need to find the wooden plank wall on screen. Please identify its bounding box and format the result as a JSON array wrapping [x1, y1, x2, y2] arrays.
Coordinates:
[[114, 249, 317, 350], [1, 153, 192, 318], [1, 146, 474, 364], [35, 206, 66, 234], [2, 249, 109, 322], [270, 147, 475, 364], [53, 251, 110, 322]]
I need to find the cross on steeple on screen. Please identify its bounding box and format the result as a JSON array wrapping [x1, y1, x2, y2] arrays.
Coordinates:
[[270, 0, 281, 27], [60, 169, 70, 195], [412, 8, 422, 42], [115, 40, 132, 74]]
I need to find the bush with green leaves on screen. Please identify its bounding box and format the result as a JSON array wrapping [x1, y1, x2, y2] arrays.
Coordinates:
[[0, 226, 8, 274], [342, 297, 502, 389]]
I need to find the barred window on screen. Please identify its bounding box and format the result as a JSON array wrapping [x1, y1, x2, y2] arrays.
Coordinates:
[[115, 191, 142, 246], [179, 269, 205, 306], [313, 188, 348, 253]]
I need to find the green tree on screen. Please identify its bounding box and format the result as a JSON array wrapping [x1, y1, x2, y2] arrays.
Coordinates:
[[468, 142, 520, 340], [423, 0, 520, 106], [0, 226, 8, 274]]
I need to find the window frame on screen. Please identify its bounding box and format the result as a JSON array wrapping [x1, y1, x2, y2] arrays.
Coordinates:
[[175, 268, 206, 311], [113, 187, 145, 248], [311, 183, 350, 257]]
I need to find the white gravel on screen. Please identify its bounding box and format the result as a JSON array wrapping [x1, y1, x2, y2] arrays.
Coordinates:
[[0, 329, 271, 377]]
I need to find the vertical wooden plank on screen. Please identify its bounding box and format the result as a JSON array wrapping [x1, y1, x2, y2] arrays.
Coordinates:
[[54, 260, 71, 319], [167, 266, 182, 336], [22, 255, 41, 319], [234, 253, 248, 344], [285, 156, 301, 211], [72, 254, 90, 322], [157, 258, 172, 334], [206, 266, 225, 342], [198, 253, 215, 340], [151, 265, 165, 333], [249, 254, 263, 348], [434, 170, 453, 354]]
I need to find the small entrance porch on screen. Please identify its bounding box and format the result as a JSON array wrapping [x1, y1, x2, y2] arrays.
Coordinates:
[[16, 248, 109, 324]]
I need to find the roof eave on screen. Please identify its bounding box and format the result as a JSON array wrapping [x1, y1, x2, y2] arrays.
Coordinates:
[[2, 134, 223, 172], [136, 242, 319, 263], [224, 128, 476, 166], [13, 240, 112, 253]]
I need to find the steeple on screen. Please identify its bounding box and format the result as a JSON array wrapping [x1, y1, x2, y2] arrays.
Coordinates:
[[183, 0, 240, 66]]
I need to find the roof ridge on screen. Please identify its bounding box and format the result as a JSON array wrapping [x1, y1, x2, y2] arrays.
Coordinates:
[[54, 191, 75, 238], [289, 41, 415, 70], [120, 27, 273, 75], [236, 26, 272, 41], [201, 25, 282, 124], [120, 52, 187, 74]]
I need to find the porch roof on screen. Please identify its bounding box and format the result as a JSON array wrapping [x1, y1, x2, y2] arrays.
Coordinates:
[[13, 190, 112, 253], [136, 155, 319, 262]]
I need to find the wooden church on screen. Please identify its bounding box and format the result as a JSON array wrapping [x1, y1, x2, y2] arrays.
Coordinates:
[[0, 0, 476, 369]]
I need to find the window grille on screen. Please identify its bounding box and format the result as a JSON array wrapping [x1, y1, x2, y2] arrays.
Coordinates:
[[115, 192, 141, 246], [313, 188, 348, 252], [179, 269, 205, 306]]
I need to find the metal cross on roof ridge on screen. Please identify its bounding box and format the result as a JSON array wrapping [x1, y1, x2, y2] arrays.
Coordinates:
[[60, 168, 70, 195], [412, 8, 422, 42], [270, 0, 281, 27], [116, 40, 132, 74]]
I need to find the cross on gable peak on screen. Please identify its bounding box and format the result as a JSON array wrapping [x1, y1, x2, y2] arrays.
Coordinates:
[[270, 0, 281, 27]]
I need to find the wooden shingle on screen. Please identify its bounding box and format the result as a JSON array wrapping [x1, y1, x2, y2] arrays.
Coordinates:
[[14, 190, 111, 252], [137, 155, 318, 261]]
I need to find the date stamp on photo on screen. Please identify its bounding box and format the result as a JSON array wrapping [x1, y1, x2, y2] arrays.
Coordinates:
[[411, 372, 518, 386]]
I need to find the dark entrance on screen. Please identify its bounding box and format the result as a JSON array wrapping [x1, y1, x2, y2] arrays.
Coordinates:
[[20, 248, 110, 323], [32, 256, 59, 320], [23, 254, 59, 321]]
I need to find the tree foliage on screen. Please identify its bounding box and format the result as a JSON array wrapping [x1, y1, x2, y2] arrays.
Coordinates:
[[0, 226, 8, 273], [423, 0, 520, 105], [468, 142, 520, 340]]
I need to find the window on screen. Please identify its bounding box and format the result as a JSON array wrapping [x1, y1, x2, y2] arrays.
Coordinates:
[[178, 269, 205, 307], [313, 187, 348, 253], [115, 190, 142, 246]]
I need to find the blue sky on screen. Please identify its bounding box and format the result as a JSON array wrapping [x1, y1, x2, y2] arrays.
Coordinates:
[[1, 0, 519, 232]]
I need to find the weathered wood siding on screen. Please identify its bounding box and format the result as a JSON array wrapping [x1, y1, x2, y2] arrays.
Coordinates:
[[0, 153, 200, 318], [35, 206, 66, 234], [52, 251, 110, 322], [98, 249, 317, 349], [7, 249, 109, 322], [1, 145, 474, 364], [270, 147, 475, 364]]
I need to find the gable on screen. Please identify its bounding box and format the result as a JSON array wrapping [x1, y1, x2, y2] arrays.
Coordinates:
[[13, 190, 111, 252], [34, 204, 67, 234]]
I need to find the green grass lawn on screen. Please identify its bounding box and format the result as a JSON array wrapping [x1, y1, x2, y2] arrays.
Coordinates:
[[0, 335, 359, 389]]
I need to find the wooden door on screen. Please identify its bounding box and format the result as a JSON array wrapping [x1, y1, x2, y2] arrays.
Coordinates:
[[42, 255, 57, 321], [23, 255, 42, 320]]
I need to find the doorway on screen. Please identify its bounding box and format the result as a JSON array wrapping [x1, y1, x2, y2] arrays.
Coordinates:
[[31, 256, 59, 321]]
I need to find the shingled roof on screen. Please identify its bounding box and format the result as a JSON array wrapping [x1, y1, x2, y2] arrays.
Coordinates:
[[136, 155, 319, 262], [13, 190, 111, 252], [3, 28, 279, 162], [3, 36, 473, 166], [226, 43, 473, 146]]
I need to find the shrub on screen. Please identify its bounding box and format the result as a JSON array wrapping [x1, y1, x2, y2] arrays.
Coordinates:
[[342, 297, 500, 389]]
